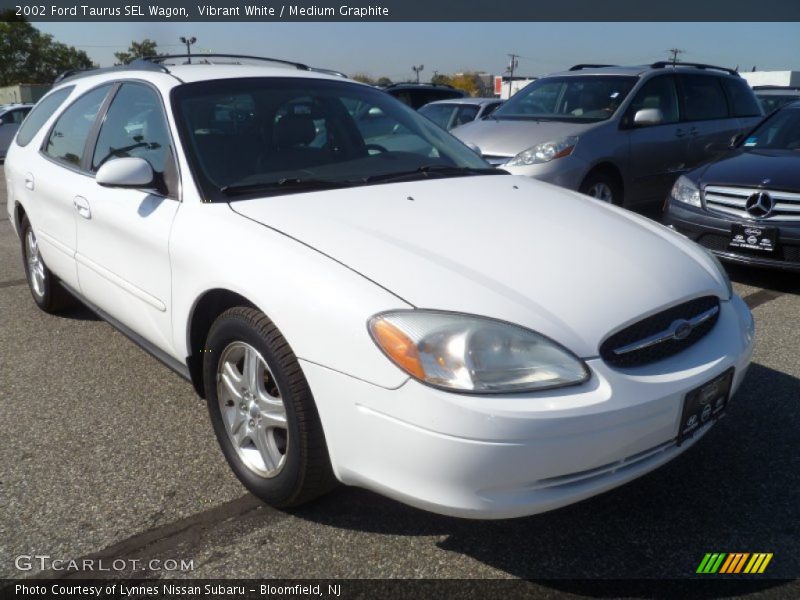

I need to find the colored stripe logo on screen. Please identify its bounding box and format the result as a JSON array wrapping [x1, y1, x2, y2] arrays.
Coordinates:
[[697, 553, 773, 574]]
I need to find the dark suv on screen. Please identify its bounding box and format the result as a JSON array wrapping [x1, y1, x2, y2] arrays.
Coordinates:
[[382, 83, 467, 110]]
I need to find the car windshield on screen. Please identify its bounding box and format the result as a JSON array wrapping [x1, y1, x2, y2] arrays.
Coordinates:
[[756, 94, 800, 114], [171, 77, 494, 201], [741, 107, 800, 151], [492, 76, 637, 122]]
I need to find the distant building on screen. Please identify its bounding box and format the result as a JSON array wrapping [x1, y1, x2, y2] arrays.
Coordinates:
[[740, 71, 800, 88], [493, 75, 538, 99], [0, 84, 52, 104]]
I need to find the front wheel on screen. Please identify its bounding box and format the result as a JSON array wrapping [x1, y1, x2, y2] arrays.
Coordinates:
[[580, 172, 623, 206], [203, 307, 337, 507]]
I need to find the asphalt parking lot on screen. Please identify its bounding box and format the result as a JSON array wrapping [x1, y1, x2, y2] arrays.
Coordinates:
[[1, 165, 799, 596]]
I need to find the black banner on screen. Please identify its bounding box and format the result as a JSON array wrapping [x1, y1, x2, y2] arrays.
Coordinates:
[[1, 579, 797, 600], [2, 0, 800, 22]]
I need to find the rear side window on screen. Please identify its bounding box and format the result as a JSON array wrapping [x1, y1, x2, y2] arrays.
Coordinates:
[[681, 75, 728, 121], [43, 85, 111, 168], [453, 105, 480, 127], [721, 78, 762, 117], [3, 108, 30, 124], [15, 87, 74, 147]]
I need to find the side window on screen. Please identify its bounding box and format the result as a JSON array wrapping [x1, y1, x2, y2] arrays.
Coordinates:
[[6, 109, 29, 124], [44, 85, 111, 167], [681, 75, 729, 121], [16, 87, 74, 147], [453, 105, 479, 127], [481, 102, 502, 118], [628, 76, 679, 124], [92, 83, 172, 175], [721, 78, 762, 117]]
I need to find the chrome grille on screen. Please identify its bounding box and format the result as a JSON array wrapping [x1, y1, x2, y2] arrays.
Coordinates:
[[600, 296, 721, 368], [704, 185, 800, 222]]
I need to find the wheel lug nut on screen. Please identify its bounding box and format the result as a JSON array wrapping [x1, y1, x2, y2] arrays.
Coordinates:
[[248, 419, 255, 427]]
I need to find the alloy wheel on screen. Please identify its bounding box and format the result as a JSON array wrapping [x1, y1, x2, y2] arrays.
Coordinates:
[[216, 341, 289, 478]]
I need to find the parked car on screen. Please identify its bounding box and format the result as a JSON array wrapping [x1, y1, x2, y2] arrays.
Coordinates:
[[419, 97, 503, 131], [0, 103, 33, 160], [752, 86, 800, 114], [664, 100, 800, 271], [6, 55, 754, 519], [382, 82, 467, 110], [452, 62, 763, 207]]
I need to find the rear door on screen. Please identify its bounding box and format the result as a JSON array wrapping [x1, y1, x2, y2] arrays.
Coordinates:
[[624, 75, 687, 203], [34, 84, 113, 290], [76, 82, 180, 352], [678, 74, 738, 168]]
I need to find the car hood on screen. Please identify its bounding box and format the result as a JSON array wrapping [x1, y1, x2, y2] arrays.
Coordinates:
[[451, 118, 591, 157], [231, 175, 726, 358], [698, 149, 800, 191]]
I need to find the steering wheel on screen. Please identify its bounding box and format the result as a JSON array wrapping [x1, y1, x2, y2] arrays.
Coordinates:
[[365, 143, 388, 154]]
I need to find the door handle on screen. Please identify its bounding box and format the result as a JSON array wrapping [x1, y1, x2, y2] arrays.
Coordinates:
[[675, 128, 686, 138], [689, 127, 699, 136], [73, 196, 91, 220], [24, 172, 34, 190]]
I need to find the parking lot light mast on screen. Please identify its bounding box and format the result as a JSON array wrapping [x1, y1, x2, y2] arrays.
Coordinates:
[[506, 53, 519, 98], [180, 36, 197, 64], [412, 64, 424, 83]]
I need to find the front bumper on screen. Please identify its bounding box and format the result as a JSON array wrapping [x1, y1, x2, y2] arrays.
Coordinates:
[[303, 295, 754, 519], [488, 154, 590, 191], [664, 200, 800, 272]]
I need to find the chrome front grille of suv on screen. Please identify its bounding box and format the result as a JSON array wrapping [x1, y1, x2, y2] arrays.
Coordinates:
[[704, 185, 800, 222]]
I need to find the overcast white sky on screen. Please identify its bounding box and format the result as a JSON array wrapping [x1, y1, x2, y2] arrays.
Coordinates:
[[35, 21, 800, 80]]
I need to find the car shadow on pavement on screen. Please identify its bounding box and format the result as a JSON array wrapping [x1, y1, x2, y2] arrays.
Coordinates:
[[290, 362, 799, 591], [727, 264, 800, 294]]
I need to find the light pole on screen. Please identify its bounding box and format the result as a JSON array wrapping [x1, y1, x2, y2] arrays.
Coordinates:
[[506, 53, 519, 98], [180, 36, 197, 63], [412, 64, 424, 84]]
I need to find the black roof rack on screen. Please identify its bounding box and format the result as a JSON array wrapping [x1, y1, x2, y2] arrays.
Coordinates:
[[54, 60, 168, 83], [650, 61, 740, 77], [569, 64, 618, 71], [136, 54, 310, 70], [752, 85, 800, 91], [383, 82, 457, 89]]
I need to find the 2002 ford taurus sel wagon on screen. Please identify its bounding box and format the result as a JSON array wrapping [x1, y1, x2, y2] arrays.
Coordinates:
[[6, 55, 755, 519]]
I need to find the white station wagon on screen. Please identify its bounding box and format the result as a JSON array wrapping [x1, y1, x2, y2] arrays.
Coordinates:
[[6, 55, 755, 518]]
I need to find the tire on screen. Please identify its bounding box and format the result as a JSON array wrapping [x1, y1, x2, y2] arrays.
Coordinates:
[[580, 171, 623, 206], [203, 306, 337, 507], [19, 215, 74, 313]]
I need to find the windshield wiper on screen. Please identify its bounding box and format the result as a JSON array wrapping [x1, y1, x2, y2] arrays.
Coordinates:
[[356, 165, 503, 184], [221, 177, 354, 197]]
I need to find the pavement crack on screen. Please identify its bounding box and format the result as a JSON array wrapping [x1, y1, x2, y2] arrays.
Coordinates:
[[743, 289, 784, 310], [30, 494, 273, 579], [0, 278, 27, 289]]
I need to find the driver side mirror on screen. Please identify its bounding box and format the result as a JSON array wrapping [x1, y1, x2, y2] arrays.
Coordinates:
[[96, 157, 154, 189], [0, 118, 5, 126], [466, 143, 482, 156], [633, 108, 664, 127]]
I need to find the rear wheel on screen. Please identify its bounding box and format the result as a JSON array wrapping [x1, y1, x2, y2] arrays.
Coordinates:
[[20, 215, 73, 313], [580, 171, 623, 206], [203, 306, 337, 507]]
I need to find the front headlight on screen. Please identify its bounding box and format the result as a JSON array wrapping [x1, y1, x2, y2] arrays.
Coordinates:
[[506, 136, 578, 167], [368, 310, 590, 393], [670, 175, 701, 207], [702, 247, 733, 300]]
